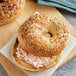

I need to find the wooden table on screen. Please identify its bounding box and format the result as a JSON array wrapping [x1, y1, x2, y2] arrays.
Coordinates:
[[0, 0, 76, 76]]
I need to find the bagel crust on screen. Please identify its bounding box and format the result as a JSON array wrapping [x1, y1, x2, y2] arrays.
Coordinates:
[[0, 0, 25, 25], [12, 38, 60, 71], [18, 13, 69, 57]]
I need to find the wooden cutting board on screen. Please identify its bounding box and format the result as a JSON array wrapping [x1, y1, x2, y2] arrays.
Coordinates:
[[0, 0, 76, 76]]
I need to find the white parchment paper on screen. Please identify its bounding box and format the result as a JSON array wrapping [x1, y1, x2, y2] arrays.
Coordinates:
[[0, 34, 76, 76]]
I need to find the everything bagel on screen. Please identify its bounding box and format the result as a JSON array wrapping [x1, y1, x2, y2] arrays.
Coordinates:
[[18, 13, 69, 57], [0, 0, 25, 25]]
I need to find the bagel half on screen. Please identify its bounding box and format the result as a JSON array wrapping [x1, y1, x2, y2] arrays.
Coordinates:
[[18, 13, 69, 57], [12, 38, 60, 72]]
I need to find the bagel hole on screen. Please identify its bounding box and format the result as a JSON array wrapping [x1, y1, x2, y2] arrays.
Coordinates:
[[0, 0, 4, 3], [44, 32, 53, 38]]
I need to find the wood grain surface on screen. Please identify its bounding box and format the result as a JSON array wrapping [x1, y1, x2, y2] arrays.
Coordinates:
[[0, 0, 76, 76]]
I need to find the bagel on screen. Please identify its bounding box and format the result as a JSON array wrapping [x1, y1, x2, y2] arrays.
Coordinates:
[[0, 0, 25, 25], [12, 13, 69, 71], [18, 13, 69, 57], [12, 38, 60, 71]]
